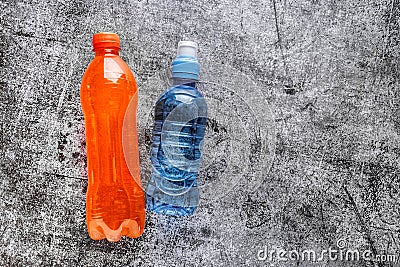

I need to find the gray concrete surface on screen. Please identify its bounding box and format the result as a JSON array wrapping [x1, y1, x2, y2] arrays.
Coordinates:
[[1, 0, 400, 266]]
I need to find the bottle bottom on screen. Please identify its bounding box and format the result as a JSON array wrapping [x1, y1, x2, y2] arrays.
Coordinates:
[[87, 218, 144, 242], [146, 193, 197, 216]]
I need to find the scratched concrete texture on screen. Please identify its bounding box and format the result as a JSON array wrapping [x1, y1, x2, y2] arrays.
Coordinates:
[[1, 0, 400, 266]]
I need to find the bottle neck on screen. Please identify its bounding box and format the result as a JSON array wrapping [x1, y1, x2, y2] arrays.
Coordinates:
[[94, 47, 120, 56], [172, 77, 197, 87]]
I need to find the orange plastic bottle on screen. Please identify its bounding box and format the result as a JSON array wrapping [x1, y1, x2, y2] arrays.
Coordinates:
[[80, 32, 145, 242]]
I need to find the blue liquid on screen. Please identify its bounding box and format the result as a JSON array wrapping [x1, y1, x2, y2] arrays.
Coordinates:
[[145, 83, 207, 216]]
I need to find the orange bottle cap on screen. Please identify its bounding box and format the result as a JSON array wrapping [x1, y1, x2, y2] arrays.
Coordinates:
[[92, 32, 120, 50]]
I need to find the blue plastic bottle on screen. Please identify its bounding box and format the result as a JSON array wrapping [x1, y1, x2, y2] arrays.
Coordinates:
[[145, 41, 207, 216]]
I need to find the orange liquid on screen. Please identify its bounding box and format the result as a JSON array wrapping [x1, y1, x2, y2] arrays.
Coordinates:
[[80, 48, 145, 242]]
